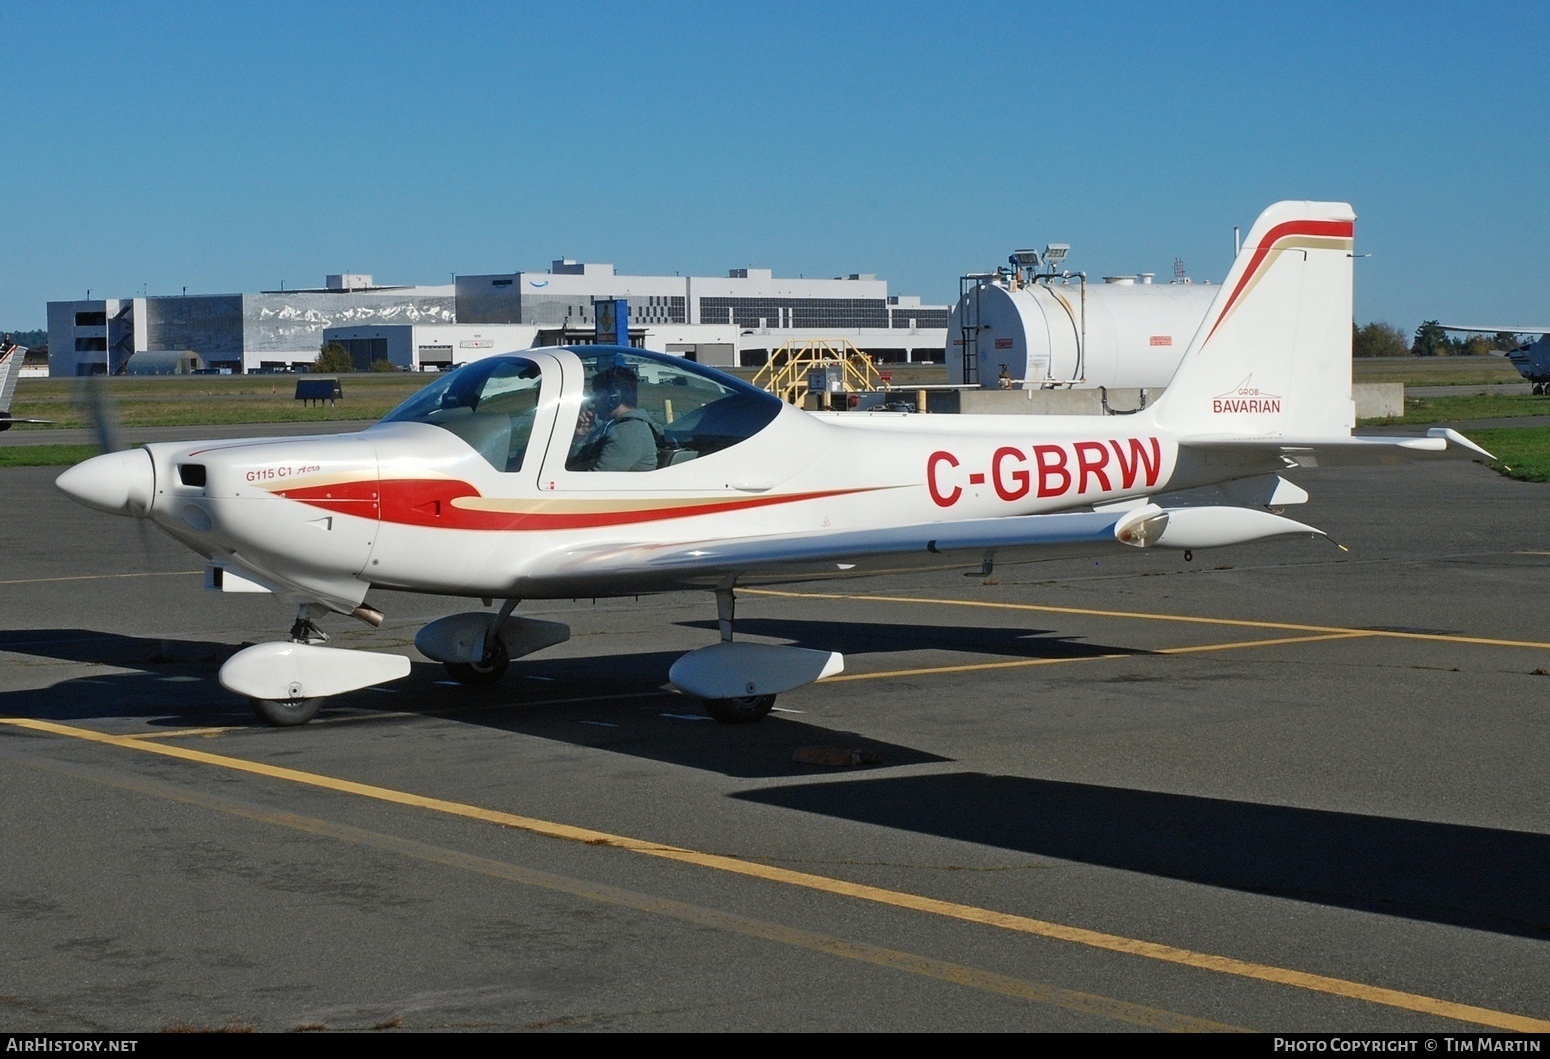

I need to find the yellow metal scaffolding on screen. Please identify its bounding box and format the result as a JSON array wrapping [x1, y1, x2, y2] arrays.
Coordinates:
[[750, 338, 883, 405]]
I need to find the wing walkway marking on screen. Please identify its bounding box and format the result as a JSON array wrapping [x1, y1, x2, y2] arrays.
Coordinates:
[[8, 749, 1237, 1033], [4, 715, 1547, 1033], [743, 588, 1550, 652]]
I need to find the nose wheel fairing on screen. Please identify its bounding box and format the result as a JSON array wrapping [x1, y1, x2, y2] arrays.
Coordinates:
[[218, 641, 411, 719]]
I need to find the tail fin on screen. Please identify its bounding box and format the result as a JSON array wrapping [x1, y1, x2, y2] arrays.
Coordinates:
[[0, 343, 24, 413], [1152, 201, 1356, 438]]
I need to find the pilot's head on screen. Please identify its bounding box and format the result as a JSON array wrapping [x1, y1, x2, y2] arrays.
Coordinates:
[[591, 366, 639, 417]]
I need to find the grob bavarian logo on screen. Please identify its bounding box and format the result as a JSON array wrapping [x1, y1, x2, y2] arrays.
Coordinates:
[[1212, 375, 1281, 414]]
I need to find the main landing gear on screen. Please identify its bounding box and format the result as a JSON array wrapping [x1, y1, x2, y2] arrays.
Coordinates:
[[668, 587, 844, 723], [219, 591, 845, 728], [438, 598, 517, 686], [413, 601, 570, 687], [703, 693, 779, 724]]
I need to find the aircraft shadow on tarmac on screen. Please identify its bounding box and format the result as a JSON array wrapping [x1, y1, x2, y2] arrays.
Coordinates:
[[0, 627, 958, 779], [9, 629, 1545, 938], [737, 773, 1550, 941], [0, 619, 1125, 779], [673, 616, 1128, 661], [0, 629, 258, 726]]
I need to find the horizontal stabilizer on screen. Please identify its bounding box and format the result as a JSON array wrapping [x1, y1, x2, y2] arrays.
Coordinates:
[[1179, 428, 1493, 466]]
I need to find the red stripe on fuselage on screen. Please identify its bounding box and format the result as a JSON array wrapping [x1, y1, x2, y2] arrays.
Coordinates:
[[274, 478, 871, 531]]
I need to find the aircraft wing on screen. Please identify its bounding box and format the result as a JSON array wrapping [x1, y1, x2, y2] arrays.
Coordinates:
[[518, 504, 1323, 596], [1439, 325, 1550, 336]]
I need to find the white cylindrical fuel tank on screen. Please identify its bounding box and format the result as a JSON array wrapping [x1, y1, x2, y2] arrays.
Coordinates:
[[947, 279, 1219, 388]]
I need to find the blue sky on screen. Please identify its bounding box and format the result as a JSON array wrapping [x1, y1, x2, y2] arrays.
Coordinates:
[[3, 0, 1546, 335]]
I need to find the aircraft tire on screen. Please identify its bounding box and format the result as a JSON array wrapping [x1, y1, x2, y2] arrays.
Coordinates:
[[444, 639, 510, 685], [703, 694, 776, 724], [250, 696, 323, 727]]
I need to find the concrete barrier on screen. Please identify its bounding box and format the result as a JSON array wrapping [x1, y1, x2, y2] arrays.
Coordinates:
[[1354, 383, 1404, 419]]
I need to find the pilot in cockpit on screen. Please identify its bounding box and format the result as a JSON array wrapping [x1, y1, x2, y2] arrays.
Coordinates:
[[567, 365, 662, 472]]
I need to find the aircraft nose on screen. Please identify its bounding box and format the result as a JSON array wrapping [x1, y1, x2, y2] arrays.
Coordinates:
[[56, 449, 155, 517]]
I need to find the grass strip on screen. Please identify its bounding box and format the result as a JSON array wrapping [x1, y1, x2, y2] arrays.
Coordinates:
[[0, 444, 98, 468], [1363, 392, 1550, 426], [1464, 427, 1550, 483]]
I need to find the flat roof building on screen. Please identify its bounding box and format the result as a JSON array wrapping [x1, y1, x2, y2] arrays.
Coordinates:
[[48, 263, 947, 375]]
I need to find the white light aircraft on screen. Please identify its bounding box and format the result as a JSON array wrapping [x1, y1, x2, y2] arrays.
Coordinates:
[[0, 341, 51, 429], [1438, 325, 1550, 394], [57, 202, 1490, 727]]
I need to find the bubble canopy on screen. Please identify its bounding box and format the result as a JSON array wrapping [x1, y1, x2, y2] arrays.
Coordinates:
[[378, 346, 784, 472]]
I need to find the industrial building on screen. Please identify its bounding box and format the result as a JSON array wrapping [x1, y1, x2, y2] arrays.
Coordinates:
[[47, 262, 948, 376], [47, 275, 455, 377]]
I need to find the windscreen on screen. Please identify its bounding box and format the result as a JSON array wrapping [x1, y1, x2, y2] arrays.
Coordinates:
[[378, 357, 544, 472]]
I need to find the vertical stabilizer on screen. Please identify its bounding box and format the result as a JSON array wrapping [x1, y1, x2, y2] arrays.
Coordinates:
[[1152, 201, 1356, 438], [0, 344, 24, 413]]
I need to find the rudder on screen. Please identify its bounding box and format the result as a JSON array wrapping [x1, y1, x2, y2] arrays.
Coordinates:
[[1152, 201, 1356, 438], [0, 344, 23, 413]]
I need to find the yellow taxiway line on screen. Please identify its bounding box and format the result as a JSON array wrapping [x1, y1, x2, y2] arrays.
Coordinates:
[[123, 726, 240, 740], [15, 752, 1241, 1032], [823, 631, 1374, 683], [743, 588, 1550, 652], [4, 715, 1546, 1033]]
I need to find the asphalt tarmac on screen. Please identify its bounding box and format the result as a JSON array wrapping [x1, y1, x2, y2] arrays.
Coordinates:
[[2, 455, 1548, 1033]]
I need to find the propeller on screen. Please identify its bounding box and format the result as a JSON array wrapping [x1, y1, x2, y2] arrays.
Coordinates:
[[79, 375, 125, 454], [67, 375, 154, 559]]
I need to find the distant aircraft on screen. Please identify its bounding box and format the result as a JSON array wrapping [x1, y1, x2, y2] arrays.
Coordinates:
[[1439, 326, 1550, 394], [56, 202, 1490, 728], [0, 340, 52, 429]]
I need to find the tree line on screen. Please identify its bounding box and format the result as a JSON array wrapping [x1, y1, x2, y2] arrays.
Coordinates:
[[2, 329, 47, 349], [316, 341, 398, 373], [1354, 321, 1521, 358]]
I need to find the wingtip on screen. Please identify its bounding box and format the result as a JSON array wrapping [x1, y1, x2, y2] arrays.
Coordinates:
[[1426, 427, 1495, 461]]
